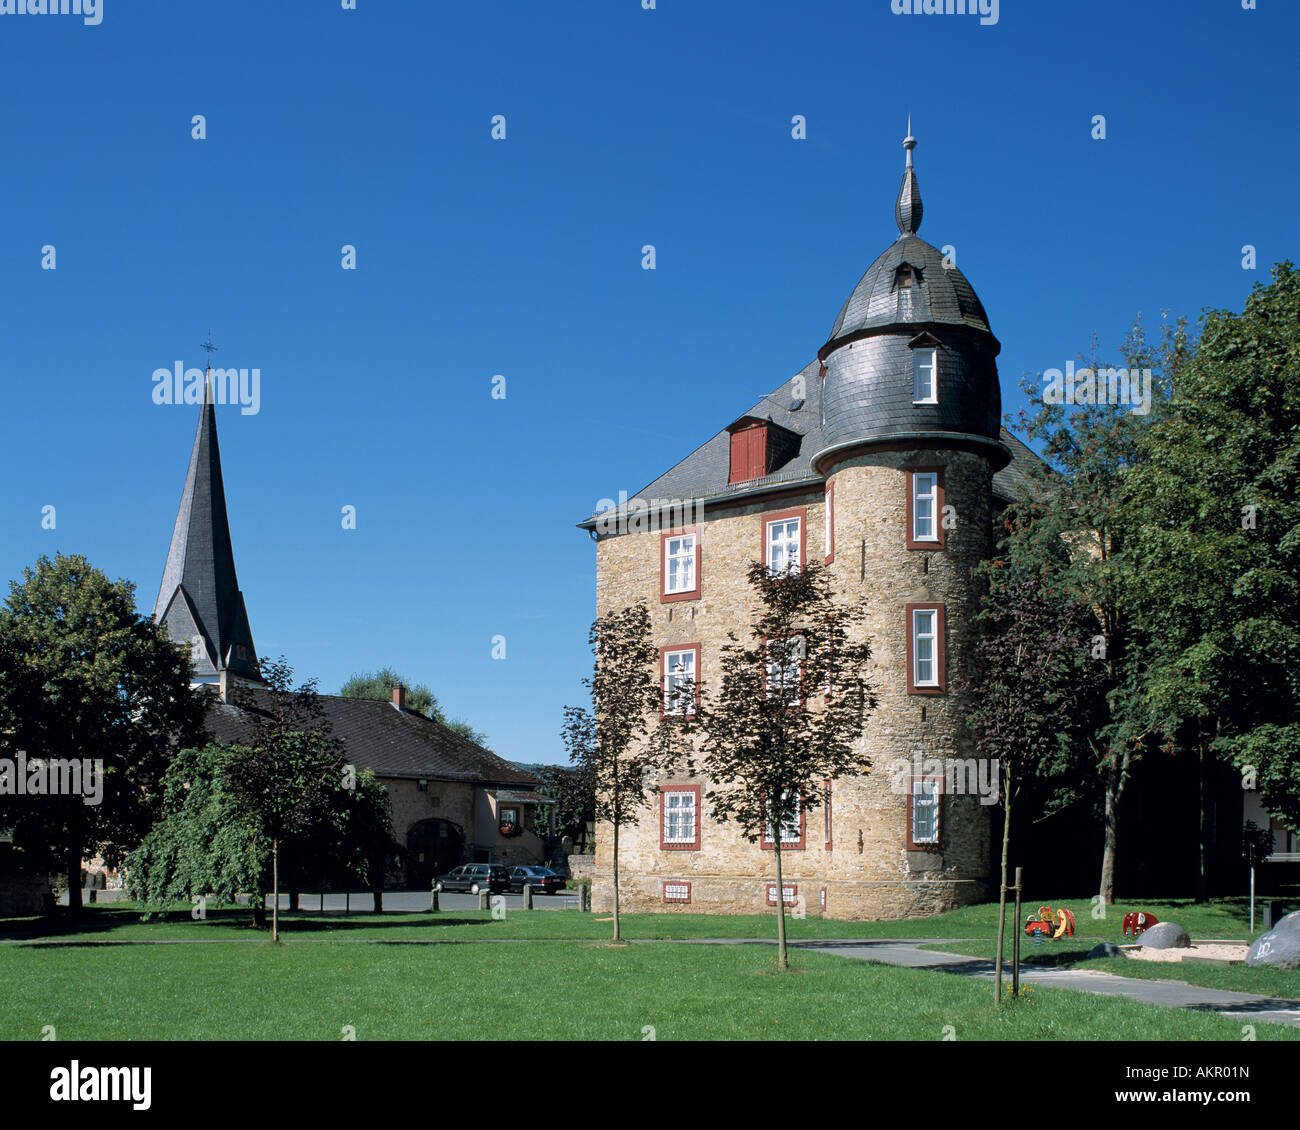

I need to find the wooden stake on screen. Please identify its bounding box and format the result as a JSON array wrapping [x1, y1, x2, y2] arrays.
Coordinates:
[[1012, 867, 1022, 997]]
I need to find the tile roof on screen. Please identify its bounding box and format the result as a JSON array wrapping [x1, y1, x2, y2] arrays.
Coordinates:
[[204, 689, 541, 787]]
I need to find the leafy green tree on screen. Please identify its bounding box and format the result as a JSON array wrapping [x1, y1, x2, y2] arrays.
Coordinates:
[[223, 658, 346, 941], [680, 562, 875, 971], [0, 553, 206, 915], [1126, 263, 1300, 855], [128, 742, 394, 927], [1006, 316, 1188, 904], [126, 744, 268, 921], [953, 570, 1103, 1004], [535, 763, 595, 850], [340, 666, 490, 746], [561, 602, 666, 943]]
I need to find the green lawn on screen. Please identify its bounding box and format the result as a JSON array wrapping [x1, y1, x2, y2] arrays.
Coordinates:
[[1, 894, 1264, 944], [2, 937, 1295, 1041]]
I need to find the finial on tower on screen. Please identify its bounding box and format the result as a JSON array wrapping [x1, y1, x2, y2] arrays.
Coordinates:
[[895, 118, 922, 237], [200, 331, 218, 375]]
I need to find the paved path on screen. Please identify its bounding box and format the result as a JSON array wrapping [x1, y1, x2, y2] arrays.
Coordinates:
[[780, 939, 1300, 1028]]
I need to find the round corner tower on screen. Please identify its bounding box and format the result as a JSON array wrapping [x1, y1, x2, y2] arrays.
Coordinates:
[[815, 126, 1009, 918]]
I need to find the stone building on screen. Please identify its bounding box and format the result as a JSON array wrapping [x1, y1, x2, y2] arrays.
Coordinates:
[[578, 130, 1041, 920], [153, 375, 549, 888]]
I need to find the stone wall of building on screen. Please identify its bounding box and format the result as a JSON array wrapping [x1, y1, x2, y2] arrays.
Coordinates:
[[590, 446, 995, 920]]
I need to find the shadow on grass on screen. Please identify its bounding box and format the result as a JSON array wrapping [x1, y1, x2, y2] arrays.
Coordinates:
[[0, 906, 498, 942]]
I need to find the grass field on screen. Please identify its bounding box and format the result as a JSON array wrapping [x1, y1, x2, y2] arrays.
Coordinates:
[[2, 937, 1296, 1042], [0, 895, 1265, 944], [3, 896, 1293, 1041]]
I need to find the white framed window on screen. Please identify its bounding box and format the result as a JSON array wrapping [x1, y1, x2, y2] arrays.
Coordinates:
[[912, 472, 939, 543], [766, 516, 802, 572], [663, 882, 691, 903], [912, 608, 938, 688], [765, 636, 804, 706], [764, 790, 802, 845], [911, 779, 941, 846], [662, 790, 697, 845], [913, 347, 937, 404], [766, 884, 799, 907], [664, 532, 697, 596], [663, 648, 697, 716]]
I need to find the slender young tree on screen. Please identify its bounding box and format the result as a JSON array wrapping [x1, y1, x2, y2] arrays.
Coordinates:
[[562, 602, 664, 943], [223, 658, 343, 941], [679, 561, 874, 971], [954, 570, 1103, 1005]]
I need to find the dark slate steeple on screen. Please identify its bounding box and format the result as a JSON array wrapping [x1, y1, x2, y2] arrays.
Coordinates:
[[154, 371, 261, 685]]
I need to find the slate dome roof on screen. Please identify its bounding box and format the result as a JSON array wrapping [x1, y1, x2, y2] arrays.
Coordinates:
[[815, 125, 1004, 456], [824, 234, 992, 345]]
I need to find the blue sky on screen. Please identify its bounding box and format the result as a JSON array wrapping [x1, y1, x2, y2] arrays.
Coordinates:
[[0, 0, 1295, 764]]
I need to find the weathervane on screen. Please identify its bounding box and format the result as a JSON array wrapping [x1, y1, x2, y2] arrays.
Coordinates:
[[200, 331, 218, 373]]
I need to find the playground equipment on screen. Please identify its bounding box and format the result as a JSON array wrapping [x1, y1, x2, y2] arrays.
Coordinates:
[[1024, 905, 1075, 940], [1121, 911, 1159, 937]]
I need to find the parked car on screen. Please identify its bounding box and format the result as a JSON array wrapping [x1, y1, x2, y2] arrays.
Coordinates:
[[507, 866, 567, 895], [433, 864, 510, 895]]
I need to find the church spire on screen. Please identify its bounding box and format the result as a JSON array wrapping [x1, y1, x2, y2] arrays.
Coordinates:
[[895, 116, 923, 237], [154, 350, 261, 686]]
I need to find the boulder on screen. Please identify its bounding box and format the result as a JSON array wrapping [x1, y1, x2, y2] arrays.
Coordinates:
[[1140, 921, 1191, 950], [1088, 942, 1127, 959], [1246, 909, 1300, 970]]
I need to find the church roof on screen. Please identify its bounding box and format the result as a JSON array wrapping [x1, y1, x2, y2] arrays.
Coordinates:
[[153, 375, 261, 681], [204, 690, 541, 786]]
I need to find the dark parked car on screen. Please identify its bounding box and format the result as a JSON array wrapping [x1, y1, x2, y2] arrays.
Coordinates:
[[507, 866, 567, 895], [433, 864, 510, 895]]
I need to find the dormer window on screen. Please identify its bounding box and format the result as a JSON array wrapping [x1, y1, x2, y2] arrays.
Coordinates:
[[727, 416, 800, 484], [896, 264, 919, 321], [909, 333, 940, 404]]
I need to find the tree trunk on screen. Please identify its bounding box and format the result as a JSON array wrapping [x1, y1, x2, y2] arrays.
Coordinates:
[[1098, 751, 1128, 906], [272, 838, 279, 943], [289, 890, 300, 912], [1196, 736, 1211, 904], [251, 891, 266, 928], [994, 780, 1012, 1007], [65, 843, 84, 918], [774, 839, 788, 971], [612, 815, 621, 943]]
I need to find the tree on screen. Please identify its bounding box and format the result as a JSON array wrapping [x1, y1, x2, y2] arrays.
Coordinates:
[[0, 553, 206, 915], [953, 570, 1103, 1004], [679, 561, 875, 971], [536, 763, 595, 851], [1126, 263, 1300, 857], [1007, 316, 1188, 904], [340, 665, 490, 746], [127, 742, 394, 927], [223, 658, 345, 941], [561, 603, 665, 943]]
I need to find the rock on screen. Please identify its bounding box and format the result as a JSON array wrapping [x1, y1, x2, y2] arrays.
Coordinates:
[[1088, 942, 1127, 959], [1247, 909, 1300, 970], [1140, 921, 1191, 950]]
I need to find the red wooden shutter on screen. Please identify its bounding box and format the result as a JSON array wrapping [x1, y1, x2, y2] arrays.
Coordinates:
[[729, 430, 749, 483]]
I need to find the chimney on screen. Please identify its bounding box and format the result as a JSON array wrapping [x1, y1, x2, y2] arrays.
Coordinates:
[[392, 683, 406, 711]]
